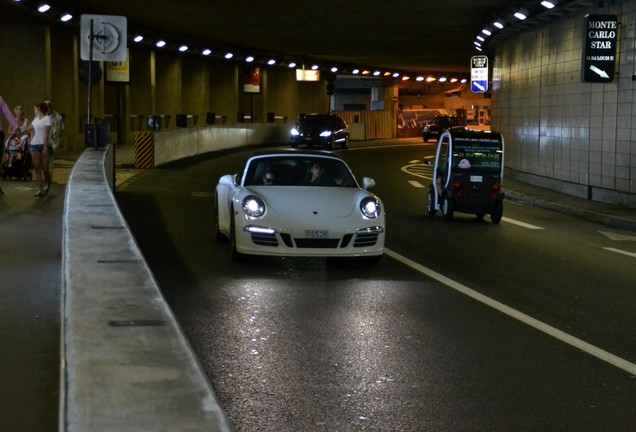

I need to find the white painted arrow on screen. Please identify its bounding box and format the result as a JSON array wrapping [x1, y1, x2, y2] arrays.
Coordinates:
[[589, 64, 610, 79], [599, 230, 636, 242]]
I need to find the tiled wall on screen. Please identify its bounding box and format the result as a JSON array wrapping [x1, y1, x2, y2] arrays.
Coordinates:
[[492, 1, 636, 202]]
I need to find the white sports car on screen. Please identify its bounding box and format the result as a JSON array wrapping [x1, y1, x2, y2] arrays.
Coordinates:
[[215, 151, 385, 260]]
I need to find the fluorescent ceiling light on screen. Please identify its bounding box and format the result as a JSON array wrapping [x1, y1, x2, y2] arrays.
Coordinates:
[[288, 62, 296, 68], [415, 76, 425, 82], [493, 21, 504, 29], [482, 28, 492, 36], [202, 49, 211, 56], [156, 40, 166, 48], [541, 1, 556, 9], [245, 56, 254, 62], [60, 13, 72, 22], [311, 64, 319, 70], [330, 67, 338, 73], [224, 52, 233, 59], [352, 69, 360, 74], [267, 59, 276, 65], [38, 4, 50, 13], [514, 9, 528, 20], [133, 35, 144, 43], [179, 45, 188, 52]]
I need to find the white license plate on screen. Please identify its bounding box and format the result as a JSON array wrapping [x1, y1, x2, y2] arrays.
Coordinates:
[[305, 230, 328, 238], [470, 175, 483, 183], [305, 137, 313, 141]]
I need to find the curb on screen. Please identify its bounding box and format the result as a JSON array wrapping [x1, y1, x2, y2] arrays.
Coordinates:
[[504, 188, 636, 233]]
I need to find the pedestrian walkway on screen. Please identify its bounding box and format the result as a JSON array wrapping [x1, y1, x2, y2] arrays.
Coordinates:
[[2, 141, 636, 431]]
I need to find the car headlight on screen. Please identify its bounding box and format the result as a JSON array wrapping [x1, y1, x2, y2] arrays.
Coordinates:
[[242, 195, 266, 218], [319, 130, 332, 137], [360, 196, 380, 219], [291, 127, 300, 136]]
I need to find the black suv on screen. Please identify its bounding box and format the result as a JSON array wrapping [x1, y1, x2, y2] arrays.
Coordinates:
[[422, 115, 459, 142], [291, 114, 349, 150]]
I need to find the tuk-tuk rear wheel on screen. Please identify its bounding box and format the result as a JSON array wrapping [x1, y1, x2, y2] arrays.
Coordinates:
[[441, 195, 454, 221], [491, 201, 504, 224]]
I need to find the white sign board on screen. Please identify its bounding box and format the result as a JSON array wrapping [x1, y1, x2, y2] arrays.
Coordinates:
[[471, 55, 489, 93], [80, 14, 127, 62]]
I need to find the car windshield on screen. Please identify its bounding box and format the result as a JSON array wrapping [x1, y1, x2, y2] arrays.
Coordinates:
[[244, 156, 357, 187], [302, 116, 333, 128], [452, 140, 503, 173]]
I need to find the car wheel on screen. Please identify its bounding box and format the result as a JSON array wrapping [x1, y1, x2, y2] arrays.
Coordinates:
[[423, 134, 429, 142], [341, 136, 349, 150], [229, 209, 246, 261], [426, 188, 437, 217], [491, 201, 503, 224], [441, 195, 454, 221]]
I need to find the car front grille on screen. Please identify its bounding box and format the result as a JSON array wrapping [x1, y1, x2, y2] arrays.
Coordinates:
[[250, 232, 278, 247], [293, 238, 341, 248], [353, 232, 379, 247]]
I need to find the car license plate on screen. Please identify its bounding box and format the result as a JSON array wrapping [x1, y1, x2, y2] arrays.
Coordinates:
[[305, 137, 312, 141], [470, 175, 483, 183], [306, 230, 328, 238]]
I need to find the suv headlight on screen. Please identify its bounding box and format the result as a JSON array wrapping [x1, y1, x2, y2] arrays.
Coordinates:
[[242, 195, 266, 218], [291, 127, 300, 136], [360, 196, 380, 219], [319, 130, 333, 137]]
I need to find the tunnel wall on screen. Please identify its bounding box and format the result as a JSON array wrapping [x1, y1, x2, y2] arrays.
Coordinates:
[[491, 1, 636, 207]]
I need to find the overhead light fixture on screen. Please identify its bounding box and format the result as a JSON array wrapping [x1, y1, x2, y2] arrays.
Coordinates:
[[392, 72, 400, 78], [156, 40, 166, 48], [450, 78, 458, 83], [493, 21, 504, 29], [60, 13, 72, 22], [38, 3, 50, 13], [330, 67, 338, 73], [202, 49, 212, 56], [476, 35, 485, 42], [426, 76, 436, 82], [178, 45, 188, 52], [402, 76, 410, 81], [352, 69, 360, 74], [311, 64, 319, 70], [439, 77, 447, 83], [416, 76, 425, 82], [288, 62, 296, 68], [475, 46, 483, 52], [245, 56, 255, 62], [541, 1, 557, 9], [460, 78, 468, 84], [482, 28, 492, 36], [361, 70, 370, 75], [267, 59, 276, 65], [133, 35, 144, 43], [224, 52, 233, 59], [474, 41, 482, 47], [514, 9, 528, 20]]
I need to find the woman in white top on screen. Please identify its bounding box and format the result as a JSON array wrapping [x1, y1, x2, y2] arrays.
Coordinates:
[[20, 101, 52, 196]]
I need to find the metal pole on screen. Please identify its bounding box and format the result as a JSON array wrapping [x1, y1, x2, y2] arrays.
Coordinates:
[[87, 19, 94, 127]]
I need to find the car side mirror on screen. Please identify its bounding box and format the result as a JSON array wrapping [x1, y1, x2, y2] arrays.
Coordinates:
[[362, 177, 376, 190], [219, 174, 236, 187]]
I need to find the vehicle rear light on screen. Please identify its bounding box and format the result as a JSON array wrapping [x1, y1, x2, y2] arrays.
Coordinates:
[[453, 181, 462, 190], [491, 182, 501, 192]]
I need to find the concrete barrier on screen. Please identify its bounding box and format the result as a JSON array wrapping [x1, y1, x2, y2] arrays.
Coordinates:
[[60, 145, 232, 431], [153, 122, 294, 166]]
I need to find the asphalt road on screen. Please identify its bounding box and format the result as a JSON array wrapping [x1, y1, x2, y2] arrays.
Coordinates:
[[117, 140, 636, 432]]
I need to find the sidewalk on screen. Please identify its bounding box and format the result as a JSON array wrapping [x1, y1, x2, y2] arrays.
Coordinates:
[[502, 176, 636, 233]]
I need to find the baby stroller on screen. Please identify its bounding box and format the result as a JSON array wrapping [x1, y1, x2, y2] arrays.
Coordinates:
[[2, 135, 32, 181]]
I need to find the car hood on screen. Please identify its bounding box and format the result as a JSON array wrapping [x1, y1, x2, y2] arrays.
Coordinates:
[[248, 186, 367, 218]]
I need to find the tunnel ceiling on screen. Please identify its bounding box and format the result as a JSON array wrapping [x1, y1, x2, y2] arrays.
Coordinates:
[[6, 0, 596, 74]]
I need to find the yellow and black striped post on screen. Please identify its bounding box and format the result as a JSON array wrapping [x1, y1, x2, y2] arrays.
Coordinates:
[[134, 131, 155, 168]]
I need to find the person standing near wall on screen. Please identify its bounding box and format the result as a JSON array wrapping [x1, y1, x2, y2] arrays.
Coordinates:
[[0, 96, 20, 196], [19, 102, 52, 197]]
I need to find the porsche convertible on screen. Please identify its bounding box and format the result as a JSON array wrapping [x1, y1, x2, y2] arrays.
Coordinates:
[[215, 151, 385, 260]]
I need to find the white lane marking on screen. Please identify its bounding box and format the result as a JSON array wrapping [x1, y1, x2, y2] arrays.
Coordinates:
[[401, 163, 434, 181], [603, 247, 636, 259], [502, 217, 545, 230], [385, 248, 636, 376], [408, 180, 425, 188], [599, 231, 636, 242]]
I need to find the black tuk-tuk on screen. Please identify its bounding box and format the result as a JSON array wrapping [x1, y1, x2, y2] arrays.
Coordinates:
[[426, 127, 505, 223]]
